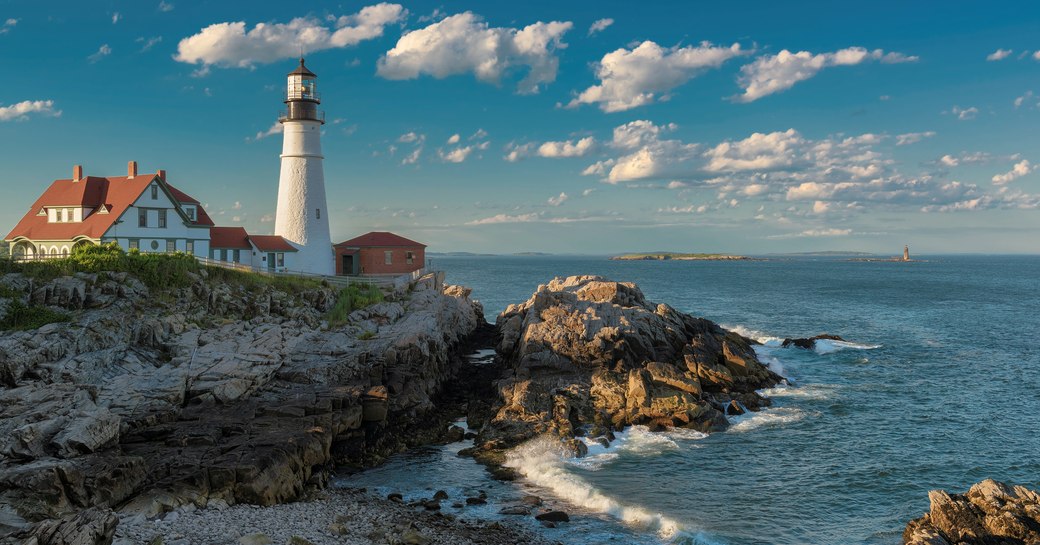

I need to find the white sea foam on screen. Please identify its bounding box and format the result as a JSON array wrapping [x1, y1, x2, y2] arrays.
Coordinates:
[[728, 406, 810, 432], [813, 339, 882, 354], [723, 324, 783, 345], [505, 428, 706, 540], [759, 383, 837, 401]]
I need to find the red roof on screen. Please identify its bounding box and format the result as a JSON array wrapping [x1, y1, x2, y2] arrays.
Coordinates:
[[249, 235, 297, 252], [5, 172, 216, 243], [334, 231, 426, 248], [210, 226, 251, 249]]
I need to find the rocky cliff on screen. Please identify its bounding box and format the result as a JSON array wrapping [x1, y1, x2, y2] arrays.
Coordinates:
[[0, 269, 485, 544], [903, 479, 1040, 545], [471, 275, 782, 460]]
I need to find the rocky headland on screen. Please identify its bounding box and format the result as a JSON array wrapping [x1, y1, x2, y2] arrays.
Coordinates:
[[0, 265, 495, 544], [903, 479, 1040, 545], [467, 275, 783, 468]]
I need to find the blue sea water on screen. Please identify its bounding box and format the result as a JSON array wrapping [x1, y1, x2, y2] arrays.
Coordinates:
[[341, 255, 1040, 545]]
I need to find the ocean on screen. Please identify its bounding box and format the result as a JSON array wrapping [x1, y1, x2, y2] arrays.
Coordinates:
[[339, 255, 1040, 545]]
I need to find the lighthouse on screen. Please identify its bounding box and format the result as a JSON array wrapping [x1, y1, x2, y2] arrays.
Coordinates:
[[274, 58, 334, 275]]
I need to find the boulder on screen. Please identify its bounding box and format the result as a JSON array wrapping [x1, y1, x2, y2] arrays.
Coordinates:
[[535, 511, 570, 523], [780, 334, 845, 349], [903, 479, 1040, 544]]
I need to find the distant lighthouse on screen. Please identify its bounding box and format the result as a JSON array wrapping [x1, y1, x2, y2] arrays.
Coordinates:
[[274, 58, 333, 275], [903, 245, 910, 261]]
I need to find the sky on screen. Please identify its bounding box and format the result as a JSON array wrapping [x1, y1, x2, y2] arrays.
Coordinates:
[[0, 0, 1038, 254]]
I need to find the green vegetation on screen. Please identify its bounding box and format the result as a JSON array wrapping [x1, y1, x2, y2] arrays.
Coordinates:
[[326, 283, 385, 327], [0, 243, 324, 294], [610, 252, 750, 261], [0, 299, 70, 331]]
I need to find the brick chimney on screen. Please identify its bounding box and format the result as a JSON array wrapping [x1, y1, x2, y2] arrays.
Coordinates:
[[128, 160, 138, 178], [73, 165, 83, 182], [157, 169, 166, 181]]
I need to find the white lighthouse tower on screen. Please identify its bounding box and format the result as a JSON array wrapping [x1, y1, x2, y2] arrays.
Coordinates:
[[274, 58, 333, 275]]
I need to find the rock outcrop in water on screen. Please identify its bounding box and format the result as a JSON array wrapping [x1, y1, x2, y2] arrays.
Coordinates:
[[781, 334, 846, 350], [903, 479, 1040, 545], [473, 276, 782, 458], [0, 269, 485, 544]]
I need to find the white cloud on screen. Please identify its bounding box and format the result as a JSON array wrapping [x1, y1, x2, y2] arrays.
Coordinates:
[[175, 3, 405, 69], [137, 36, 163, 52], [736, 47, 917, 102], [771, 228, 853, 238], [1014, 91, 1036, 109], [470, 128, 488, 140], [547, 192, 569, 206], [251, 121, 283, 140], [0, 18, 17, 34], [895, 131, 936, 146], [396, 132, 425, 164], [1034, 51, 1040, 61], [232, 201, 243, 210], [377, 12, 572, 94], [992, 160, 1034, 185], [939, 154, 959, 167], [0, 100, 61, 122], [537, 136, 596, 158], [398, 131, 424, 143], [158, 1, 174, 12], [88, 44, 112, 63], [986, 48, 1012, 61], [440, 141, 489, 163], [260, 213, 274, 223], [112, 12, 121, 24], [947, 106, 978, 120], [569, 41, 745, 112], [447, 133, 460, 144], [611, 120, 677, 149], [503, 142, 534, 162], [703, 129, 804, 172], [466, 212, 541, 225], [587, 18, 613, 36], [402, 147, 422, 164]]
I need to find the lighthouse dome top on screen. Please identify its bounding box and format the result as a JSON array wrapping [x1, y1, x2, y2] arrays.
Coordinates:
[[288, 58, 316, 78]]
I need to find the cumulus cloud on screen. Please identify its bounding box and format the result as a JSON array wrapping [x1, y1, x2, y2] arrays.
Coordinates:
[[377, 12, 572, 94], [397, 132, 425, 164], [1014, 91, 1037, 109], [158, 1, 174, 12], [992, 160, 1034, 185], [895, 131, 936, 146], [505, 136, 596, 161], [0, 100, 61, 122], [466, 212, 541, 225], [112, 12, 121, 24], [1034, 51, 1040, 61], [88, 44, 112, 63], [946, 106, 978, 120], [398, 131, 423, 143], [736, 47, 917, 102], [547, 192, 569, 206], [0, 18, 17, 34], [440, 141, 489, 163], [986, 48, 1012, 61], [704, 129, 805, 172], [175, 3, 405, 69], [569, 41, 745, 112], [587, 18, 613, 35], [447, 133, 460, 144]]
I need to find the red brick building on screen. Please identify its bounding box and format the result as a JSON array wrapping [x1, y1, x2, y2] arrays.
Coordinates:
[[334, 232, 425, 276]]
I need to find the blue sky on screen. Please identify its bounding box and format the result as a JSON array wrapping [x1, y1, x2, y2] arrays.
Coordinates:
[[1, 0, 1038, 254]]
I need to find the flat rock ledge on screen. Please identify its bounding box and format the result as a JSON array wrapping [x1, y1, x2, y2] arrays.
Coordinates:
[[470, 275, 782, 463], [903, 479, 1040, 545]]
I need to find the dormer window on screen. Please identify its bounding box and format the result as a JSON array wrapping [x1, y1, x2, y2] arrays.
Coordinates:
[[184, 206, 196, 221], [61, 209, 68, 223]]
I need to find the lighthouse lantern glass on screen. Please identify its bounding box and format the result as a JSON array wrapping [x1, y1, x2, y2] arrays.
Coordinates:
[[287, 74, 317, 100]]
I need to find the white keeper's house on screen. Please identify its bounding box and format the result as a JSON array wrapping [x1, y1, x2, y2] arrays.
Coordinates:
[[4, 161, 299, 272]]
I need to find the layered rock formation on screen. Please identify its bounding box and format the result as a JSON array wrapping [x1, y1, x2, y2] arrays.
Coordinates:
[[903, 479, 1040, 545], [0, 269, 485, 543], [473, 276, 782, 456]]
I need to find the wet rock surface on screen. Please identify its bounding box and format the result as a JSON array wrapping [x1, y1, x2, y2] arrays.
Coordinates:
[[0, 270, 487, 544], [780, 334, 845, 349], [903, 479, 1040, 545], [472, 275, 782, 462]]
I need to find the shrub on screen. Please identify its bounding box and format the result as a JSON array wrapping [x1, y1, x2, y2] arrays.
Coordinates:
[[0, 300, 70, 331], [326, 283, 385, 327]]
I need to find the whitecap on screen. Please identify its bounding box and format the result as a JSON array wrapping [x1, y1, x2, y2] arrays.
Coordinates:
[[813, 339, 882, 354], [505, 432, 690, 539], [722, 324, 784, 345], [759, 383, 837, 401], [728, 407, 809, 433]]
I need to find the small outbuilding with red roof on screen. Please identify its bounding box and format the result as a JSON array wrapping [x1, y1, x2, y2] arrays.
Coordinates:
[[333, 231, 426, 276]]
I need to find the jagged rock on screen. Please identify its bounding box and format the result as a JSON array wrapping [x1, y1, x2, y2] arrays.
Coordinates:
[[535, 511, 570, 523], [781, 334, 845, 349], [479, 276, 781, 453], [903, 479, 1040, 544], [0, 270, 486, 539], [17, 508, 117, 545]]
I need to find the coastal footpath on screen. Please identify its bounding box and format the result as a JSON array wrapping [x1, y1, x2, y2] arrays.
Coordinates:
[[0, 257, 501, 544]]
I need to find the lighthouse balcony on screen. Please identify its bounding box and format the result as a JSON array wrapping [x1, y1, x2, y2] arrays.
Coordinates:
[[285, 89, 321, 101], [278, 108, 325, 124]]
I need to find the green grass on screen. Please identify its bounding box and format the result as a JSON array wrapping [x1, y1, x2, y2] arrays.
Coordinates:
[[326, 284, 385, 327], [0, 299, 70, 331]]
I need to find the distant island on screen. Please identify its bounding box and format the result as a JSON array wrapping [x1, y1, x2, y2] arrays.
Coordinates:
[[773, 251, 877, 257], [610, 252, 753, 261]]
